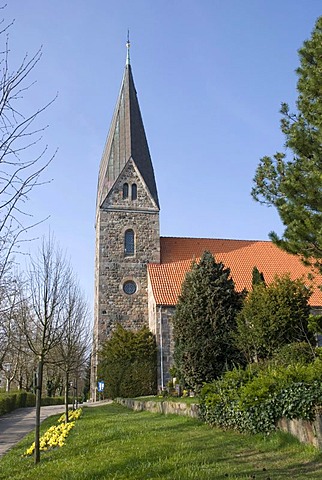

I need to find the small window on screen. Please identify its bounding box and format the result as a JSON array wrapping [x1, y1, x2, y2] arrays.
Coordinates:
[[124, 229, 134, 256], [123, 280, 137, 295], [131, 183, 137, 200], [123, 183, 129, 199]]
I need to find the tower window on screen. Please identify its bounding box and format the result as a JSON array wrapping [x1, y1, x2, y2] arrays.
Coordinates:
[[123, 280, 137, 295], [123, 183, 129, 199], [124, 229, 135, 256], [131, 183, 137, 200]]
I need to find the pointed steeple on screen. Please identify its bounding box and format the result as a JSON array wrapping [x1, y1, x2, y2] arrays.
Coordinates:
[[97, 40, 159, 209]]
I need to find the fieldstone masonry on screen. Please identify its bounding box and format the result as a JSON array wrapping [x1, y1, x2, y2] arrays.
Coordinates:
[[91, 53, 162, 400]]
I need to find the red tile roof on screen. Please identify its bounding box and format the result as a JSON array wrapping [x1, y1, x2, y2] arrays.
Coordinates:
[[148, 237, 322, 307]]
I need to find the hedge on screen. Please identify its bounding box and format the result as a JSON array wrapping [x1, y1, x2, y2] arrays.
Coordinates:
[[0, 392, 71, 416]]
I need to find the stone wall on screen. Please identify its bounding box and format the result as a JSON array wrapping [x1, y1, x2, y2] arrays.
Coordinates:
[[277, 416, 322, 449], [115, 397, 200, 418], [92, 160, 160, 400], [95, 159, 160, 344]]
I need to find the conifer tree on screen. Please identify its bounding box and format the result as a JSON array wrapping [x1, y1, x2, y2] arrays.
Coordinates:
[[252, 16, 322, 272], [252, 266, 265, 288], [172, 251, 244, 392]]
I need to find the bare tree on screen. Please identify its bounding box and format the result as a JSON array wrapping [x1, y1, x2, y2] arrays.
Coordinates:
[[0, 274, 23, 382], [0, 8, 56, 279], [0, 7, 56, 383], [54, 279, 90, 422], [20, 236, 70, 464]]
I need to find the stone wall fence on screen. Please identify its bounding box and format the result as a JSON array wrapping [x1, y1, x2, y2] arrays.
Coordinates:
[[115, 397, 200, 418]]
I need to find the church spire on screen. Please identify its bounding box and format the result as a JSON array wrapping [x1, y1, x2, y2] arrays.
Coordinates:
[[97, 39, 159, 209], [126, 30, 130, 65]]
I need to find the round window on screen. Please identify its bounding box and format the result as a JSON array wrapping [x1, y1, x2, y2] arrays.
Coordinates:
[[123, 280, 137, 295]]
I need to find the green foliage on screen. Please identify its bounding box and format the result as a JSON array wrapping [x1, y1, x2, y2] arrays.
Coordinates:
[[0, 391, 67, 416], [235, 274, 314, 362], [0, 391, 36, 415], [252, 16, 322, 272], [200, 359, 322, 434], [172, 251, 244, 392], [251, 266, 265, 287], [271, 342, 315, 366], [308, 313, 322, 335], [98, 324, 157, 399]]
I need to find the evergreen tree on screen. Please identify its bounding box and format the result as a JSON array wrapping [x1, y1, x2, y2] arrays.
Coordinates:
[[252, 16, 322, 272], [252, 266, 265, 288], [235, 274, 314, 363], [98, 324, 157, 399], [172, 251, 244, 392]]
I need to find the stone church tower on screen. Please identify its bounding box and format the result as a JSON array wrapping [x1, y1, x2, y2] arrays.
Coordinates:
[[91, 41, 160, 399]]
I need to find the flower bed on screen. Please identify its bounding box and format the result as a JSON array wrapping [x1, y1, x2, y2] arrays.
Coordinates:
[[24, 408, 82, 456]]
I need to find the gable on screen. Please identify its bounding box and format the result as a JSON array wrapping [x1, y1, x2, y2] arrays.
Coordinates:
[[101, 158, 159, 211], [148, 237, 322, 307]]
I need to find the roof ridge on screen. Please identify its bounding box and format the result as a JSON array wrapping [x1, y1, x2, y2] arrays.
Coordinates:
[[160, 236, 272, 243]]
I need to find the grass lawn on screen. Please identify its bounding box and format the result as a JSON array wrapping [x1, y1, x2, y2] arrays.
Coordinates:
[[1, 403, 322, 479]]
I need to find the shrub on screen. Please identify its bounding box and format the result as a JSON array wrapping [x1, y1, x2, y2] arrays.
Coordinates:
[[0, 392, 68, 416], [200, 359, 322, 434], [98, 324, 157, 399]]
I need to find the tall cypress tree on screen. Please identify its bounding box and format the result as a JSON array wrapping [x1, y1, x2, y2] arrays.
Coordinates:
[[252, 16, 322, 272], [172, 251, 244, 392]]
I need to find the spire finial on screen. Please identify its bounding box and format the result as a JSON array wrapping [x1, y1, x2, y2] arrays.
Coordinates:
[[126, 30, 130, 65]]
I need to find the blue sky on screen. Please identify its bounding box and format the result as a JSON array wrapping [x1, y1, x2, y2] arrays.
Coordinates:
[[4, 1, 322, 311]]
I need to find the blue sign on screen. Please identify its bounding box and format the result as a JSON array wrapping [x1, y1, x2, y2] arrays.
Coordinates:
[[97, 380, 105, 392]]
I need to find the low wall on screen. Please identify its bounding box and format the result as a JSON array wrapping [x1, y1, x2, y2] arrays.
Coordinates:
[[277, 416, 322, 449], [115, 398, 200, 418]]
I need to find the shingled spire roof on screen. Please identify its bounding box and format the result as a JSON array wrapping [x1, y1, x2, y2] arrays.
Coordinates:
[[97, 40, 159, 209]]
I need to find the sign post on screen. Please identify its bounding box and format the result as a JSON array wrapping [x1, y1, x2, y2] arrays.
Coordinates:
[[97, 381, 105, 398]]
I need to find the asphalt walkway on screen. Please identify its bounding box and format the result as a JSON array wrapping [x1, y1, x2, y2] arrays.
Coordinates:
[[0, 404, 66, 457], [0, 400, 111, 458]]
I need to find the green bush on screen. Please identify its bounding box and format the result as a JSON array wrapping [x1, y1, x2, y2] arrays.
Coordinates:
[[0, 392, 68, 416], [0, 394, 17, 415], [98, 324, 157, 399], [200, 360, 322, 434], [26, 392, 36, 407], [271, 342, 316, 366]]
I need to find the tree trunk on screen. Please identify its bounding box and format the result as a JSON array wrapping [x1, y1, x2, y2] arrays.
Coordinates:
[[34, 358, 43, 464], [64, 373, 69, 423]]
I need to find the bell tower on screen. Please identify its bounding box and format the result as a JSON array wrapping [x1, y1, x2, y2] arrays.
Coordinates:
[[91, 39, 160, 399]]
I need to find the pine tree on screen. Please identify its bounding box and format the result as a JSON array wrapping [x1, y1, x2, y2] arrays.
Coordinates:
[[252, 16, 322, 272], [172, 251, 244, 392]]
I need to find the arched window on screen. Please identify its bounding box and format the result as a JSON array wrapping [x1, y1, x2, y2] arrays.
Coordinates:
[[123, 183, 129, 199], [131, 183, 137, 200], [124, 229, 135, 256]]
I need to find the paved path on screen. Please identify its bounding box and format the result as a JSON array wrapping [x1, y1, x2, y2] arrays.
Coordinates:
[[0, 404, 67, 457], [0, 400, 111, 458]]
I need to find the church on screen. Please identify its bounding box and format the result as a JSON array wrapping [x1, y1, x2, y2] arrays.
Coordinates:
[[91, 41, 322, 399]]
